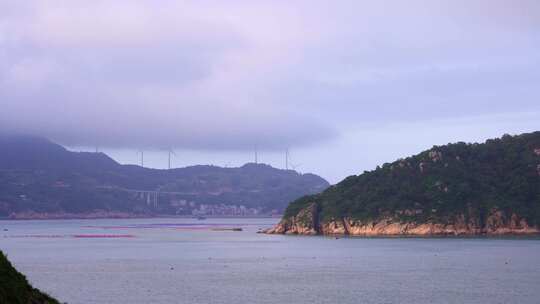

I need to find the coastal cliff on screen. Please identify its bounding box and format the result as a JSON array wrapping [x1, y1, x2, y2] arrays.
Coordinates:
[[266, 132, 540, 236], [266, 204, 539, 235]]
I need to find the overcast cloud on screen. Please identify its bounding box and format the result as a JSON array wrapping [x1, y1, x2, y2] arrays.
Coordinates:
[[1, 1, 539, 180]]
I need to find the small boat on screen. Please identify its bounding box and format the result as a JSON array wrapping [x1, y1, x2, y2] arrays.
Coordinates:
[[195, 216, 206, 220]]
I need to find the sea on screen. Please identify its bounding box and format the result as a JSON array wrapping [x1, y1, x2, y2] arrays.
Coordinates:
[[1, 218, 539, 304]]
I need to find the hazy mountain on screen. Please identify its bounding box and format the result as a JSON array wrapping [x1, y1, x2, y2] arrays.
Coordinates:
[[0, 135, 329, 218], [266, 132, 540, 235]]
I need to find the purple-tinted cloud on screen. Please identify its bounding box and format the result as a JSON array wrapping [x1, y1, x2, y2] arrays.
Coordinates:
[[0, 0, 539, 151]]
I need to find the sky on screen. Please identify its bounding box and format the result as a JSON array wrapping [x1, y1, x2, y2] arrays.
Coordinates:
[[1, 0, 539, 183]]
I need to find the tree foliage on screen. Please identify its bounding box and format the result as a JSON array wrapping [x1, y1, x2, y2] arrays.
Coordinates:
[[0, 251, 60, 304], [285, 132, 540, 225]]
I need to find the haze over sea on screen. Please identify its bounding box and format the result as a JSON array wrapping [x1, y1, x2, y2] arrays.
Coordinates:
[[1, 218, 539, 304]]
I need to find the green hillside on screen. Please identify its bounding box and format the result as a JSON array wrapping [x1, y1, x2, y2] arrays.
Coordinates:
[[279, 132, 540, 234], [0, 251, 60, 304]]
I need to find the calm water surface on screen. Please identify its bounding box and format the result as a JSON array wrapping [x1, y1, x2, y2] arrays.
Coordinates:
[[1, 218, 539, 304]]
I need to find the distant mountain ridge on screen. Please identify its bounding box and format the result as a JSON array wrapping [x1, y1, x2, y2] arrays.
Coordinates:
[[266, 132, 540, 235], [0, 135, 329, 218]]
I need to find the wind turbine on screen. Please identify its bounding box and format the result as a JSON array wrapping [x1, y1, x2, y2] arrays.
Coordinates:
[[167, 149, 176, 169], [285, 148, 301, 172], [254, 144, 259, 164], [137, 150, 144, 167], [285, 148, 289, 170]]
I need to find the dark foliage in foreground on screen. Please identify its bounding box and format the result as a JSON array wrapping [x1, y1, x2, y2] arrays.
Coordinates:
[[0, 251, 60, 304]]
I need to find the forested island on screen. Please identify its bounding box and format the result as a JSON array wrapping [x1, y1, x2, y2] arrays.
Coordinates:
[[266, 132, 540, 235]]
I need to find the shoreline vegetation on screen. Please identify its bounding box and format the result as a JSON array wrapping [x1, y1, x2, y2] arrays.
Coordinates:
[[266, 132, 540, 236], [0, 251, 60, 304]]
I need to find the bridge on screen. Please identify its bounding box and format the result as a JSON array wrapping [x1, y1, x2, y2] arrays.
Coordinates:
[[96, 186, 200, 208]]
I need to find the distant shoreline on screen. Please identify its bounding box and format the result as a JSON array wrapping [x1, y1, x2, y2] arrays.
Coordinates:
[[0, 213, 282, 220]]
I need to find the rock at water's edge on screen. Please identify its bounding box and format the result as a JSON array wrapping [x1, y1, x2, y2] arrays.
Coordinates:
[[265, 207, 539, 236]]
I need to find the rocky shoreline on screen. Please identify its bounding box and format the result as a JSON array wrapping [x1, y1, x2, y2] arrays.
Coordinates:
[[264, 203, 540, 236]]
